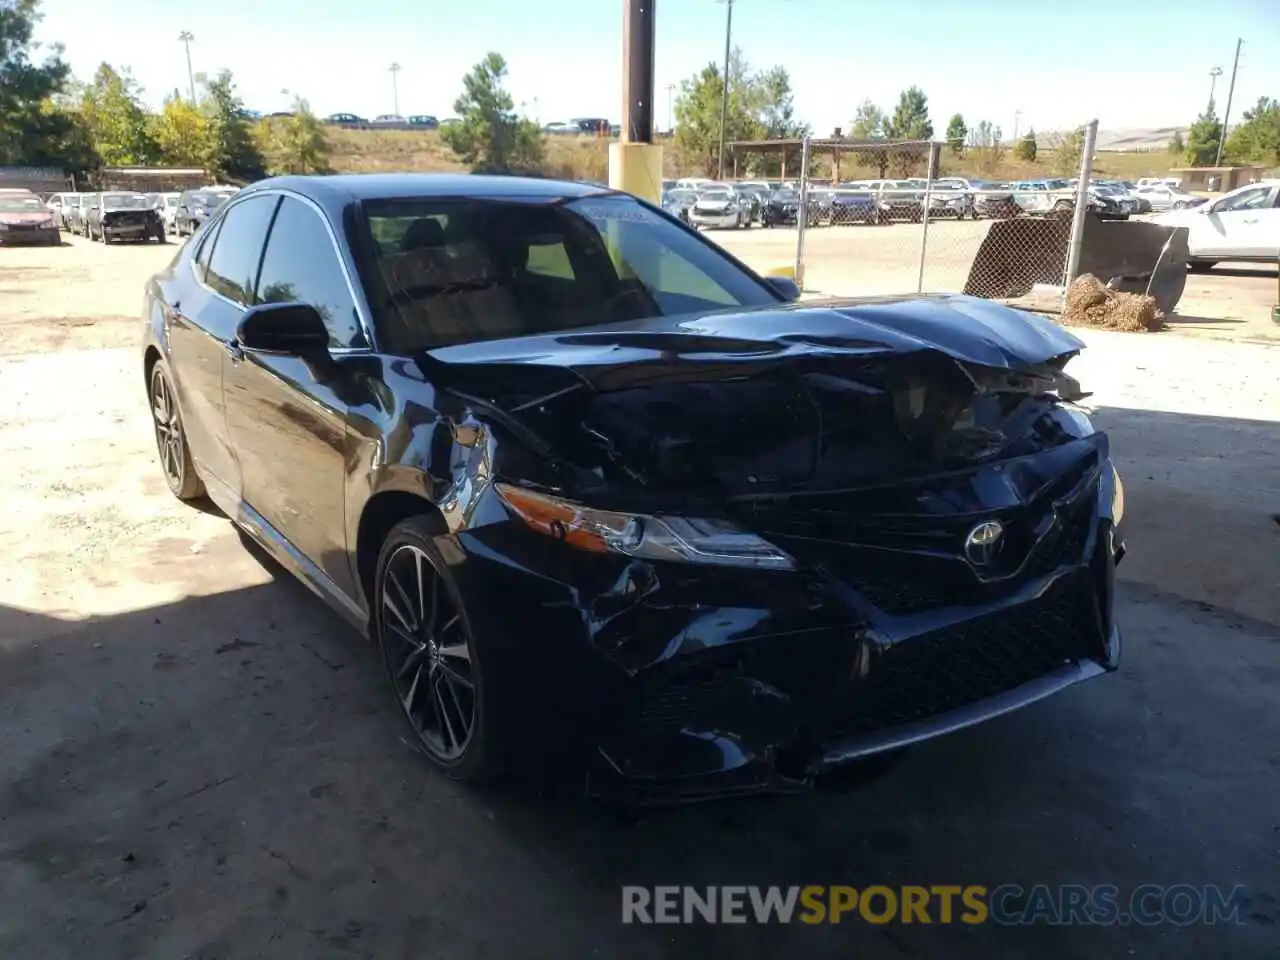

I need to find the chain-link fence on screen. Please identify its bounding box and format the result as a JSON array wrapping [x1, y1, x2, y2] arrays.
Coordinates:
[[783, 121, 1100, 310]]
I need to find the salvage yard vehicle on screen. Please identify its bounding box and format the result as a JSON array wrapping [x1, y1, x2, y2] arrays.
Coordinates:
[[84, 192, 167, 243], [1134, 183, 1205, 213], [0, 191, 61, 246], [174, 187, 239, 237], [142, 173, 1126, 802], [687, 188, 750, 229], [1155, 179, 1280, 271], [43, 191, 81, 230], [661, 187, 698, 224]]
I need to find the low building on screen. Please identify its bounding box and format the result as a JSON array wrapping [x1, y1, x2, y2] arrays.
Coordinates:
[[0, 165, 72, 195], [1169, 166, 1268, 193], [92, 167, 212, 192]]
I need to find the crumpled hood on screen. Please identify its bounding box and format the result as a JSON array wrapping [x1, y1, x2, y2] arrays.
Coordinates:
[[423, 295, 1089, 499], [424, 293, 1084, 390]]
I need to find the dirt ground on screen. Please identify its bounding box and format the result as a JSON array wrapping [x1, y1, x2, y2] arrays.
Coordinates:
[[2, 235, 1278, 959]]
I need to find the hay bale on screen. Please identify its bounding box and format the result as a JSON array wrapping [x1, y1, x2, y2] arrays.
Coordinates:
[[1062, 274, 1163, 333]]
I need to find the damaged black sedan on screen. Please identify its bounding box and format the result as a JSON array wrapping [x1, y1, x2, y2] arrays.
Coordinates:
[[142, 174, 1125, 802]]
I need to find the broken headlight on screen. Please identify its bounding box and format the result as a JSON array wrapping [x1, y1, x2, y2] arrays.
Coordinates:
[[495, 483, 794, 570]]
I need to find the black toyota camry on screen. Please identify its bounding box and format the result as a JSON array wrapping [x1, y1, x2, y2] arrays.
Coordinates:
[[142, 174, 1125, 802]]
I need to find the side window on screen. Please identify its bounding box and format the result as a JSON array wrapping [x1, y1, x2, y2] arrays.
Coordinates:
[[1215, 187, 1270, 213], [193, 216, 223, 281], [525, 240, 575, 280], [204, 195, 279, 305], [255, 197, 363, 347]]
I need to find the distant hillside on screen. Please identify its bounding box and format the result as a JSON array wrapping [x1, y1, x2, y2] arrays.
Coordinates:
[[325, 128, 1180, 180]]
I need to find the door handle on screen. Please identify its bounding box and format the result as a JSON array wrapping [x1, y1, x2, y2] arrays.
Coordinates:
[[225, 339, 244, 362]]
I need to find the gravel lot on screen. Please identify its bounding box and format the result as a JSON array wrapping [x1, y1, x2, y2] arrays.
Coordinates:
[[2, 235, 1277, 959]]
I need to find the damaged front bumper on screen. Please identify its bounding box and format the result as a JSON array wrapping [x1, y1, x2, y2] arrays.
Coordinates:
[[444, 447, 1126, 806]]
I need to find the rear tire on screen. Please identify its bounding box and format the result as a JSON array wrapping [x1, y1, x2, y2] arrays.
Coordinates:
[[149, 361, 205, 502]]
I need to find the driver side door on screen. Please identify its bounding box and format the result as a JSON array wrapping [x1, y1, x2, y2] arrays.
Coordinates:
[[1194, 185, 1274, 258]]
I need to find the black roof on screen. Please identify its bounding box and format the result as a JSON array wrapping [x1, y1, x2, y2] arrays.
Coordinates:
[[240, 173, 613, 205]]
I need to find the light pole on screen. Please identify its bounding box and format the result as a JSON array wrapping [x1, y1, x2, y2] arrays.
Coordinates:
[[389, 63, 401, 117], [1214, 39, 1242, 168], [178, 31, 195, 103], [716, 0, 734, 179], [666, 83, 675, 134], [1013, 108, 1022, 143], [1207, 66, 1222, 109]]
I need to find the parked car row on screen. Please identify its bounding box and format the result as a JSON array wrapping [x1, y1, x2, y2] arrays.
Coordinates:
[[32, 187, 241, 244], [323, 113, 445, 130], [661, 176, 1200, 229], [543, 118, 620, 136]]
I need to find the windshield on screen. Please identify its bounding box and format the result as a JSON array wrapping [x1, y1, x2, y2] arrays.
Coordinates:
[[360, 194, 780, 352], [0, 196, 45, 212], [665, 190, 697, 202], [193, 191, 235, 207], [103, 193, 151, 208]]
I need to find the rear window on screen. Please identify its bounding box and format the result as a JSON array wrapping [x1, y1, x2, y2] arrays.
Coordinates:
[[358, 194, 780, 353]]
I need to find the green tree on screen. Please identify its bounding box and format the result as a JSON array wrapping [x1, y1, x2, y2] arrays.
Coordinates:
[[201, 70, 265, 182], [886, 86, 932, 140], [1222, 96, 1280, 165], [945, 113, 967, 155], [0, 0, 90, 167], [79, 63, 157, 165], [1183, 103, 1222, 167], [443, 52, 543, 173], [1167, 130, 1185, 154], [755, 65, 808, 140], [673, 48, 761, 176], [260, 97, 331, 174], [1051, 126, 1085, 175], [1014, 128, 1037, 162], [151, 90, 208, 166], [849, 99, 884, 139]]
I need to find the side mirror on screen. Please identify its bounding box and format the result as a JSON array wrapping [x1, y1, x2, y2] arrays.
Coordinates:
[[236, 302, 330, 356], [765, 275, 801, 301]]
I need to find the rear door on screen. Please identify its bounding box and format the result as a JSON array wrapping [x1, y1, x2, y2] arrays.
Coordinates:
[[221, 194, 366, 598], [166, 194, 279, 500]]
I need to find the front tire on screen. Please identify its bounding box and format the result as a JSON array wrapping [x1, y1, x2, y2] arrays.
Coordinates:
[[375, 519, 499, 783], [149, 361, 204, 501]]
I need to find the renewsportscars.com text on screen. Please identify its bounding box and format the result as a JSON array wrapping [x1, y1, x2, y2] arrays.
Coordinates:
[[621, 884, 1250, 926]]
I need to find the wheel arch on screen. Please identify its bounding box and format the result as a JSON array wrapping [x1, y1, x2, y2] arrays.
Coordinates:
[[355, 489, 448, 621]]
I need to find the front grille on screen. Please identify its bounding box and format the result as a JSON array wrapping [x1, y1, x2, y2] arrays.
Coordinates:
[[824, 578, 1103, 740]]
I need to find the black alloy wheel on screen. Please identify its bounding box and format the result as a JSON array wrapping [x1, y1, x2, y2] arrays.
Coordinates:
[[150, 363, 204, 500], [375, 520, 496, 781]]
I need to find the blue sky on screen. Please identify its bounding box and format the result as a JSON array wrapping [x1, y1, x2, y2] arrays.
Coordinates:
[[33, 0, 1280, 135]]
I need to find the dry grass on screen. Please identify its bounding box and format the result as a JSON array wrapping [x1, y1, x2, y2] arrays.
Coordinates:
[[325, 128, 1183, 184], [1062, 274, 1164, 332]]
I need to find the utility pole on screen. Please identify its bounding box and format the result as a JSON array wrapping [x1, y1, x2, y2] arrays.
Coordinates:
[[178, 31, 196, 103], [621, 0, 655, 144], [1207, 66, 1222, 109], [610, 0, 661, 204], [1013, 108, 1022, 143], [665, 83, 675, 134], [389, 63, 401, 117], [716, 0, 734, 179], [1214, 39, 1242, 167]]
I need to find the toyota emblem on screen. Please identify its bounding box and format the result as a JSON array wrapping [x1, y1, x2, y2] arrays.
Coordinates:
[[964, 520, 1004, 565]]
